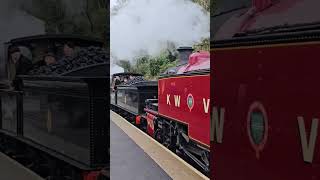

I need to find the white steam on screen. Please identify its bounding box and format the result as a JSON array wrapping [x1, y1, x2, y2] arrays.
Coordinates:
[[110, 0, 118, 8], [110, 0, 209, 69], [111, 64, 124, 75]]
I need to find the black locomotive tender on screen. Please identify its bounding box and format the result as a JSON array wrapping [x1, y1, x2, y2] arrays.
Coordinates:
[[110, 73, 157, 127], [0, 35, 109, 180]]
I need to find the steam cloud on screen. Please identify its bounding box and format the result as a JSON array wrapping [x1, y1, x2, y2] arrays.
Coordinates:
[[0, 0, 45, 60], [110, 0, 209, 71]]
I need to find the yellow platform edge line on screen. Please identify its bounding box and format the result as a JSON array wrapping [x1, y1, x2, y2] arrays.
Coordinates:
[[110, 110, 209, 180]]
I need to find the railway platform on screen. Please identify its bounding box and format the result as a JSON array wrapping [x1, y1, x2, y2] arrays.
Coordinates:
[[110, 111, 208, 180], [0, 152, 43, 180]]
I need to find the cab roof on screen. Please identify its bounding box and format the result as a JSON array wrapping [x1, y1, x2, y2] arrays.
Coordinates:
[[6, 34, 103, 46], [112, 72, 143, 77], [176, 51, 210, 74]]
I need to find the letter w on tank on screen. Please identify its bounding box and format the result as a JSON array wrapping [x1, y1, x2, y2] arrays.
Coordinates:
[[211, 107, 225, 143], [174, 95, 181, 107]]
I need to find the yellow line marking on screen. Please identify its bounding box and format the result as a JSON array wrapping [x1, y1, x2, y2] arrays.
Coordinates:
[[111, 110, 209, 180]]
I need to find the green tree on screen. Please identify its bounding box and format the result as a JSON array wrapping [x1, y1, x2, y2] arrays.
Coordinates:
[[193, 0, 210, 12], [133, 55, 151, 76], [193, 0, 210, 51], [193, 38, 210, 51], [21, 0, 107, 42], [116, 60, 133, 72]]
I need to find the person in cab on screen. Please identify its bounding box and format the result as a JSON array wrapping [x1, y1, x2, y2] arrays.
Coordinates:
[[35, 52, 57, 67], [63, 42, 76, 58], [9, 46, 33, 75]]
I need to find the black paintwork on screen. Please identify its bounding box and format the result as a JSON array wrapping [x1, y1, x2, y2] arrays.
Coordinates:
[[111, 81, 158, 116], [0, 76, 109, 168], [2, 34, 105, 83], [7, 34, 103, 47]]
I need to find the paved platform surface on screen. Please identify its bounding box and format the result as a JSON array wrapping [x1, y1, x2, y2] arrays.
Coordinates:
[[110, 119, 171, 180], [110, 111, 208, 180], [0, 152, 43, 180]]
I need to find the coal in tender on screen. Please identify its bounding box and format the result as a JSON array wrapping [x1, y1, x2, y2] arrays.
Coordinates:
[[28, 46, 108, 76]]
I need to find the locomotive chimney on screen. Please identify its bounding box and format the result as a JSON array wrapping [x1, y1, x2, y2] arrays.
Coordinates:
[[177, 46, 193, 65]]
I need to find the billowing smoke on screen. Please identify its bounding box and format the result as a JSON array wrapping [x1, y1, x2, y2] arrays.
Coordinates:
[[0, 0, 45, 60], [0, 1, 45, 40], [111, 64, 124, 75], [110, 0, 209, 73]]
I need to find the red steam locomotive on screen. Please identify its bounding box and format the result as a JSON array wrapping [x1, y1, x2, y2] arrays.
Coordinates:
[[111, 47, 210, 175], [212, 0, 320, 179]]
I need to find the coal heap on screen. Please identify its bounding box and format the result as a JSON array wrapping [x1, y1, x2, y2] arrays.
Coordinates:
[[28, 46, 108, 76]]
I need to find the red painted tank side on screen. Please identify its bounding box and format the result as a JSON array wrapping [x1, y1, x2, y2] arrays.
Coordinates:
[[158, 51, 210, 147], [158, 74, 210, 147], [212, 42, 320, 180]]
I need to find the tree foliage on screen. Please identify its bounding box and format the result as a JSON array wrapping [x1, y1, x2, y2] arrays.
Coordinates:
[[193, 0, 210, 52], [116, 50, 178, 80], [193, 0, 210, 12], [21, 0, 108, 43]]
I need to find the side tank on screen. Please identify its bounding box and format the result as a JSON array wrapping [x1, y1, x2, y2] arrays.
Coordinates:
[[212, 0, 320, 179], [144, 47, 211, 175], [158, 49, 210, 147]]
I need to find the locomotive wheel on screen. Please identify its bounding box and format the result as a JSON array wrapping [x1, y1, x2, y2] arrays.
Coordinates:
[[158, 120, 177, 151], [154, 129, 163, 143]]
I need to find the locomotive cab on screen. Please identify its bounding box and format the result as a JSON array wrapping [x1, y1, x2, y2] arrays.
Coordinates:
[[2, 34, 105, 88], [0, 34, 109, 179]]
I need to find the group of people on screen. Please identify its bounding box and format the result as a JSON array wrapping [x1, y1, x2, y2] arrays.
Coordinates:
[[9, 42, 76, 75], [111, 75, 135, 91]]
